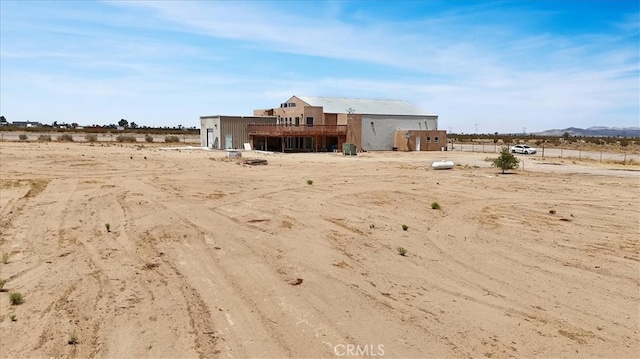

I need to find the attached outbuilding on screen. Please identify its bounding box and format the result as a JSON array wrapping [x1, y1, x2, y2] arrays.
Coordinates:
[[200, 115, 276, 149], [393, 130, 448, 151]]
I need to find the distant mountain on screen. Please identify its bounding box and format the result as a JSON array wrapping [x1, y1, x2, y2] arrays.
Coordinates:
[[535, 126, 640, 137]]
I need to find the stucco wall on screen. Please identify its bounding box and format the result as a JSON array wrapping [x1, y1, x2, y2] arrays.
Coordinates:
[[360, 115, 439, 151], [336, 113, 349, 125], [345, 116, 362, 151], [394, 130, 447, 151]]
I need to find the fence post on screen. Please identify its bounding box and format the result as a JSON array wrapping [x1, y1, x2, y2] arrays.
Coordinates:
[[541, 144, 544, 157], [600, 151, 602, 162], [624, 153, 627, 164], [482, 142, 485, 153], [560, 148, 563, 158], [472, 142, 475, 152], [579, 150, 581, 160]]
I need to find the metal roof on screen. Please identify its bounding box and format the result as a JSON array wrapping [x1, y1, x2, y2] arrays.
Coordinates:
[[295, 96, 434, 116]]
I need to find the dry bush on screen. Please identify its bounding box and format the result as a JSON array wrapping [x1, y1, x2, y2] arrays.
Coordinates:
[[38, 134, 52, 142], [164, 135, 180, 143], [116, 134, 137, 143], [57, 134, 74, 142], [9, 292, 24, 305], [85, 134, 98, 142]]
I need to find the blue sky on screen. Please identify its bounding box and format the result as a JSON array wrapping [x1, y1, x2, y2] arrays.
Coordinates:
[[1, 0, 638, 133]]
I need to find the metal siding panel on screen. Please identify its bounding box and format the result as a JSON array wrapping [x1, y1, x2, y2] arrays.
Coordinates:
[[361, 115, 438, 151], [206, 116, 276, 149]]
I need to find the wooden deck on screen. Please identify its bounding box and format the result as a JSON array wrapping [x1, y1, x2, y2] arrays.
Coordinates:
[[247, 124, 347, 137]]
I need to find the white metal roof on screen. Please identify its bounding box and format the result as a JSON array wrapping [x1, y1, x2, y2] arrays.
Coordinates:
[[296, 96, 434, 116]]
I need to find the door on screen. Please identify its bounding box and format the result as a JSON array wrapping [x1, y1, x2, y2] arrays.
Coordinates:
[[225, 134, 232, 149], [207, 129, 214, 148], [415, 136, 421, 151]]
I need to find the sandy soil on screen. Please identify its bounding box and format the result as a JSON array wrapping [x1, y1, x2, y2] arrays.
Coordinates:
[[0, 141, 638, 358]]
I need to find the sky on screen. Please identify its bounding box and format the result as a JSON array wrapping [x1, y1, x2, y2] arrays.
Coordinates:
[[1, 0, 638, 133]]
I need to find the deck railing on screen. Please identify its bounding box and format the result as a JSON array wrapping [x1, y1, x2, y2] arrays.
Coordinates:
[[247, 124, 347, 137]]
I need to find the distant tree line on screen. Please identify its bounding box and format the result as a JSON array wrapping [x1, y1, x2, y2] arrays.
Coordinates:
[[1, 116, 198, 135]]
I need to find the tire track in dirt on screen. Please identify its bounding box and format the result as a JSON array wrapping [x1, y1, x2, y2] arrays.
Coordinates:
[[192, 185, 463, 356], [114, 190, 219, 358], [261, 173, 633, 356], [135, 177, 455, 357]]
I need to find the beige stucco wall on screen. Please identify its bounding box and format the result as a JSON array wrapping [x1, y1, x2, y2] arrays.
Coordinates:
[[345, 115, 362, 151], [271, 96, 326, 126], [394, 130, 447, 151], [336, 113, 350, 125]]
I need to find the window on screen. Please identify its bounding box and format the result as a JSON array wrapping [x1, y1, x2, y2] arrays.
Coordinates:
[[306, 117, 313, 127], [295, 117, 300, 126], [427, 136, 431, 143], [434, 136, 439, 143]]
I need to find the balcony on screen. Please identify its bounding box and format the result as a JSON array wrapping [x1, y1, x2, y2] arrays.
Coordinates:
[[247, 124, 347, 137]]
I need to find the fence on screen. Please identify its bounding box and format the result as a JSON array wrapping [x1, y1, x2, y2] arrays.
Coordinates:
[[450, 142, 639, 163]]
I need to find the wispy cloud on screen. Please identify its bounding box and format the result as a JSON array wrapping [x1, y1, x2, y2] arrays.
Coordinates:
[[0, 0, 637, 132]]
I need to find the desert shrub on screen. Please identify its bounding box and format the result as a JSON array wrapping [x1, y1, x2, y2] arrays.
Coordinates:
[[18, 134, 28, 141], [549, 209, 556, 214], [0, 278, 5, 291], [164, 135, 180, 143], [144, 134, 154, 143], [68, 331, 79, 345], [105, 223, 111, 232], [9, 292, 24, 305], [306, 179, 313, 185], [38, 134, 52, 142], [116, 134, 137, 143], [402, 224, 408, 231], [431, 202, 441, 210], [57, 133, 74, 142], [85, 134, 98, 142], [2, 253, 8, 264], [397, 247, 407, 256], [492, 147, 520, 174]]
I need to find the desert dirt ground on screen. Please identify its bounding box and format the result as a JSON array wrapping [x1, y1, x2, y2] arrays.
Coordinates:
[[0, 141, 638, 358]]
